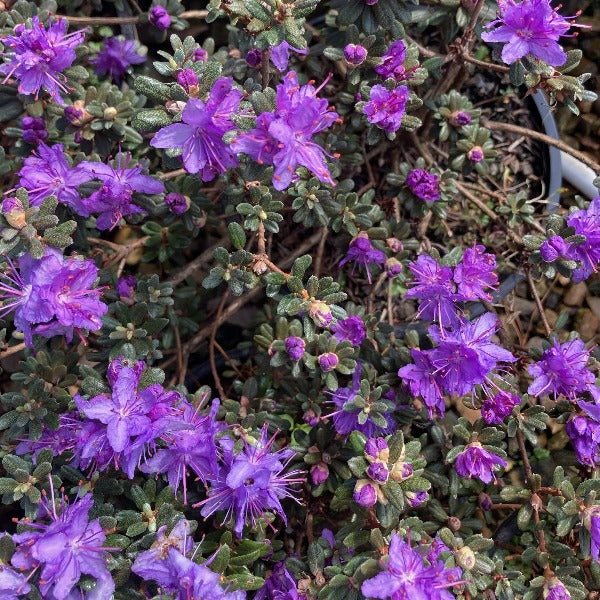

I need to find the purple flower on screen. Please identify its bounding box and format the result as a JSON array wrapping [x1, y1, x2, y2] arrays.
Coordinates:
[[481, 0, 580, 66], [91, 37, 146, 83], [406, 168, 441, 202], [255, 562, 304, 600], [0, 247, 107, 347], [363, 84, 409, 133], [116, 274, 137, 300], [269, 41, 309, 71], [177, 68, 199, 93], [152, 77, 242, 181], [398, 349, 446, 418], [454, 442, 507, 484], [284, 336, 305, 361], [1, 197, 26, 229], [375, 40, 408, 81], [565, 197, 600, 282], [367, 461, 389, 483], [193, 47, 208, 62], [330, 365, 396, 437], [454, 245, 498, 301], [197, 426, 304, 538], [481, 391, 520, 424], [404, 254, 460, 327], [79, 152, 165, 230], [344, 44, 368, 66], [246, 49, 263, 68], [232, 71, 338, 191], [528, 338, 599, 401], [365, 437, 389, 463], [339, 234, 386, 284], [468, 146, 484, 163], [11, 492, 114, 600], [310, 462, 329, 485], [318, 352, 340, 373], [584, 507, 600, 561], [544, 579, 571, 600], [429, 312, 517, 397], [540, 235, 571, 262], [0, 17, 85, 104], [21, 116, 48, 144], [165, 192, 190, 214], [331, 315, 366, 347], [149, 5, 171, 31], [450, 111, 472, 126], [567, 402, 600, 467], [141, 399, 223, 504], [18, 142, 91, 210], [0, 564, 31, 599], [353, 479, 378, 507], [308, 300, 332, 327], [361, 532, 462, 600]]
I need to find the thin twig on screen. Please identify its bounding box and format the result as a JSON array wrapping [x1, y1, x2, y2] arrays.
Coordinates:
[[463, 55, 510, 73], [314, 227, 328, 278], [168, 241, 226, 287], [60, 10, 208, 25], [526, 268, 553, 337], [210, 292, 229, 400], [0, 342, 26, 359], [484, 120, 600, 174], [159, 169, 186, 181]]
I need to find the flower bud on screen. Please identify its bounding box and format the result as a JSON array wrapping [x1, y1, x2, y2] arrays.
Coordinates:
[[246, 49, 263, 68], [284, 336, 305, 361], [353, 479, 377, 508], [389, 461, 413, 482], [310, 463, 329, 485], [406, 491, 427, 507], [116, 275, 137, 302], [478, 492, 492, 511], [540, 235, 570, 262], [365, 437, 389, 463], [386, 237, 403, 253], [2, 197, 26, 229], [149, 5, 171, 31], [308, 300, 332, 327], [193, 48, 208, 62], [385, 257, 402, 278], [365, 0, 379, 5], [367, 461, 389, 483], [449, 111, 472, 127], [318, 352, 339, 372], [21, 116, 47, 144], [467, 146, 484, 163], [455, 546, 476, 571], [177, 68, 199, 93], [303, 408, 318, 426], [165, 192, 190, 215], [344, 44, 367, 66]]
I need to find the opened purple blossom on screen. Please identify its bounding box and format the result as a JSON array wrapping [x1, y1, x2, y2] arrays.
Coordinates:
[[584, 507, 600, 561], [544, 579, 572, 600], [0, 17, 85, 104], [481, 391, 520, 424], [0, 247, 107, 347], [481, 0, 581, 66], [197, 426, 303, 538], [454, 244, 498, 301], [527, 338, 600, 401], [566, 412, 600, 467], [79, 152, 165, 230], [540, 235, 571, 262], [91, 37, 146, 83], [177, 68, 199, 93], [565, 197, 600, 282], [21, 116, 48, 144], [398, 349, 446, 418], [0, 564, 31, 599], [339, 234, 386, 284], [406, 168, 441, 202], [11, 491, 114, 600], [255, 562, 305, 600], [331, 315, 366, 346], [270, 41, 309, 71], [375, 40, 408, 81], [151, 77, 242, 181], [149, 5, 171, 31], [361, 532, 462, 600], [454, 442, 507, 484], [363, 84, 409, 133], [232, 71, 338, 191], [18, 142, 91, 210]]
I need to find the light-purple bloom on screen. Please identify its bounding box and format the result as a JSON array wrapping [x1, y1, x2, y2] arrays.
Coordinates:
[[79, 152, 165, 230], [0, 247, 107, 347], [566, 411, 600, 468], [339, 235, 386, 284], [255, 561, 305, 600], [91, 37, 146, 83], [197, 426, 303, 538], [565, 197, 600, 282], [398, 349, 446, 418], [481, 391, 520, 424], [454, 442, 507, 484], [11, 492, 114, 600], [527, 338, 600, 401], [481, 0, 579, 66], [406, 168, 441, 202], [232, 71, 338, 191], [269, 41, 309, 71], [151, 77, 242, 181], [374, 40, 408, 81], [149, 5, 171, 31], [454, 245, 498, 301], [18, 142, 91, 210], [363, 84, 409, 133], [540, 235, 571, 262], [0, 17, 85, 104], [331, 315, 366, 346], [0, 564, 31, 599], [361, 532, 462, 600]]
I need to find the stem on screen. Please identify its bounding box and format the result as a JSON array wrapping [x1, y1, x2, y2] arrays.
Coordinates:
[[516, 429, 533, 483], [261, 49, 271, 90], [168, 241, 226, 287], [159, 169, 186, 181], [463, 55, 510, 73], [61, 10, 208, 25], [484, 120, 600, 174], [0, 342, 26, 359], [210, 291, 229, 401], [526, 268, 553, 337]]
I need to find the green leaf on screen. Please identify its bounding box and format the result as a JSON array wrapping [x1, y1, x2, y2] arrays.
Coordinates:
[[228, 222, 247, 250]]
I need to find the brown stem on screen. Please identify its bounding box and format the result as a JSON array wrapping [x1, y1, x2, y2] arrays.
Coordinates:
[[159, 169, 186, 181], [168, 241, 227, 287], [210, 291, 229, 400], [0, 342, 26, 359], [526, 268, 553, 337], [463, 55, 510, 73], [257, 221, 266, 256], [61, 10, 208, 26], [261, 49, 271, 90], [490, 503, 524, 510], [314, 227, 328, 278], [484, 120, 600, 174], [516, 429, 533, 483]]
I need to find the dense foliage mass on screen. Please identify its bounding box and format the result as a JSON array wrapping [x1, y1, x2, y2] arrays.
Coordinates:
[[0, 0, 599, 599]]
